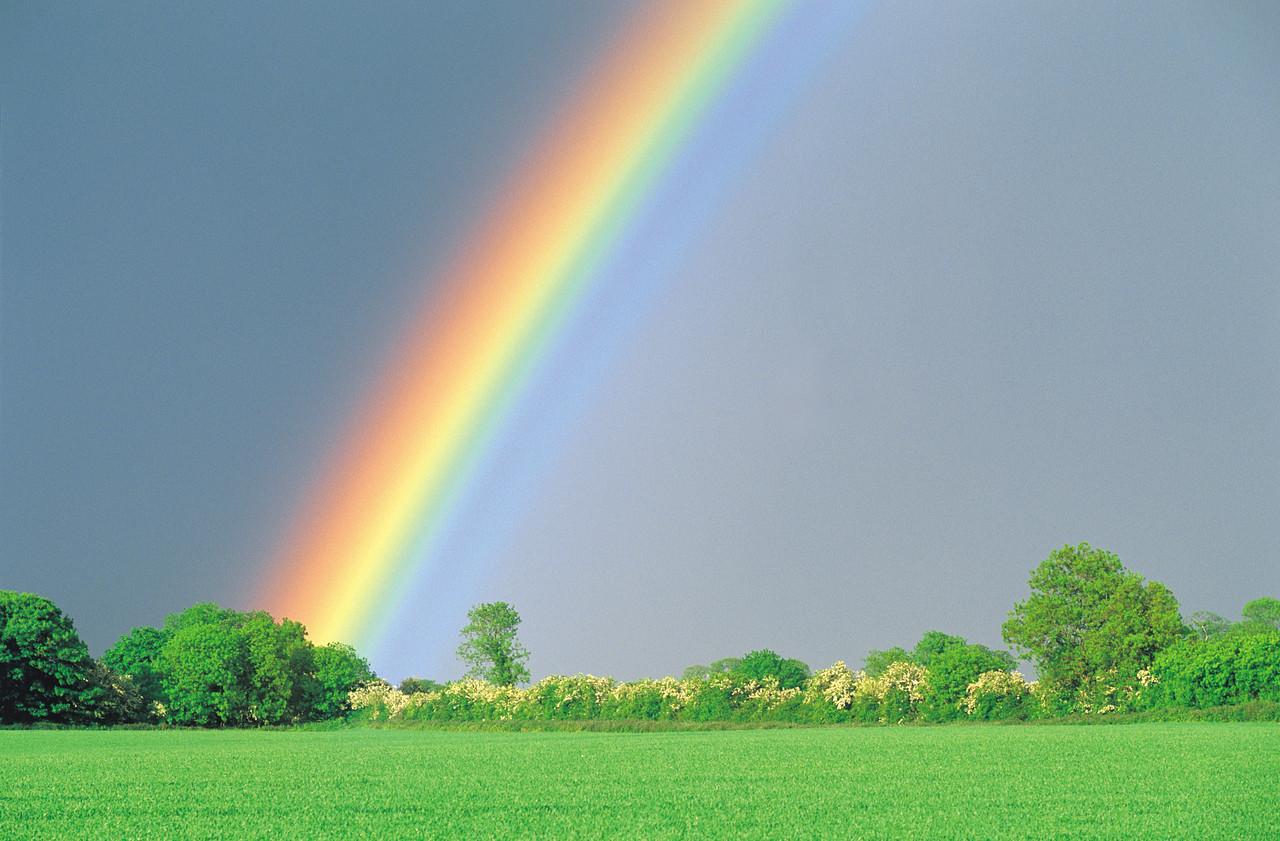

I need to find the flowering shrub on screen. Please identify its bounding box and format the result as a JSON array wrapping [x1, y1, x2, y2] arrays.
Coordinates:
[[347, 662, 947, 725], [527, 675, 616, 719], [1065, 667, 1164, 716], [348, 682, 411, 721], [805, 661, 860, 712], [962, 670, 1031, 719], [604, 678, 683, 720], [854, 661, 931, 723]]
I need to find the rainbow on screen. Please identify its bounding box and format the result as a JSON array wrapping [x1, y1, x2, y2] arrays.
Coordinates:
[[260, 0, 845, 655]]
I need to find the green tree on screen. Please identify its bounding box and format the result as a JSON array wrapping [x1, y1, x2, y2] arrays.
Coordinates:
[[164, 602, 240, 634], [243, 612, 316, 723], [86, 661, 149, 724], [681, 657, 742, 680], [1002, 543, 1183, 691], [457, 602, 530, 686], [311, 642, 376, 717], [1241, 597, 1280, 631], [911, 631, 1016, 714], [156, 605, 338, 725], [862, 646, 912, 677], [103, 625, 168, 709], [398, 676, 442, 694], [95, 603, 375, 725], [160, 621, 252, 725], [1186, 611, 1232, 640], [0, 591, 101, 723], [736, 649, 810, 689]]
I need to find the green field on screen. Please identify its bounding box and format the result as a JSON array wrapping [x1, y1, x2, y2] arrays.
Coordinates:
[[2, 724, 1278, 839]]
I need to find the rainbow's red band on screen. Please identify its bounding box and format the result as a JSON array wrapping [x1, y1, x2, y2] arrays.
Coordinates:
[[259, 0, 785, 646]]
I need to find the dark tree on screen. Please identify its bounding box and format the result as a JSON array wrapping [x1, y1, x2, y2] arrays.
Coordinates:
[[398, 677, 443, 694], [0, 591, 100, 723], [103, 625, 168, 709]]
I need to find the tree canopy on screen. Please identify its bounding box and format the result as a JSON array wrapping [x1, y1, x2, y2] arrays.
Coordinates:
[[0, 591, 100, 723], [457, 602, 530, 686], [1242, 597, 1280, 631], [1002, 543, 1182, 689], [736, 650, 810, 689]]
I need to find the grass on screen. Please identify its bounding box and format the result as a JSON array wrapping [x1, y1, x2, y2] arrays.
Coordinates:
[[2, 724, 1278, 839]]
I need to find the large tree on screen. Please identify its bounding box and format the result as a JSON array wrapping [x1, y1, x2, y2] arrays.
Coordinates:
[[152, 603, 374, 725], [457, 602, 530, 686], [0, 591, 101, 723], [1002, 543, 1182, 689]]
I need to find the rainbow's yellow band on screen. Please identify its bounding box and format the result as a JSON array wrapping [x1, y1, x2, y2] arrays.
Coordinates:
[[260, 1, 786, 646]]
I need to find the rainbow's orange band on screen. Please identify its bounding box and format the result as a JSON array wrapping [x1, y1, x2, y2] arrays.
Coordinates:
[[259, 1, 785, 646]]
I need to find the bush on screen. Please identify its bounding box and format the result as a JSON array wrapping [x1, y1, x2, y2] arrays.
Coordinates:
[[398, 677, 442, 694], [912, 632, 1017, 720], [736, 650, 810, 690], [962, 671, 1031, 720], [603, 679, 678, 720], [526, 675, 615, 720], [1151, 631, 1280, 708], [86, 662, 149, 724]]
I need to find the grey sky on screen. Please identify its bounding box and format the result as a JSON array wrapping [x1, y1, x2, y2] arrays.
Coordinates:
[[3, 1, 1278, 682]]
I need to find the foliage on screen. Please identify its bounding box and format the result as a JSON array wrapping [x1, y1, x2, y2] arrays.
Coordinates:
[[735, 649, 810, 689], [1150, 630, 1280, 708], [1241, 597, 1280, 631], [861, 646, 911, 677], [241, 612, 315, 724], [1186, 611, 1232, 640], [855, 661, 931, 723], [680, 657, 741, 680], [102, 625, 168, 710], [1002, 543, 1183, 692], [160, 622, 253, 725], [311, 642, 376, 719], [962, 670, 1032, 719], [108, 602, 376, 726], [353, 660, 928, 726], [0, 591, 101, 724], [398, 677, 442, 694], [85, 661, 150, 724], [6, 545, 1275, 728], [456, 602, 530, 686], [910, 631, 1017, 719]]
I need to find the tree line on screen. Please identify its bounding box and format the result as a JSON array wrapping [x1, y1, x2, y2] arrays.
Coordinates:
[[3, 543, 1278, 726]]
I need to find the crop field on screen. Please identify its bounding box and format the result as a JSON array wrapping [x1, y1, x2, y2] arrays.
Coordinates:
[[2, 723, 1278, 839]]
